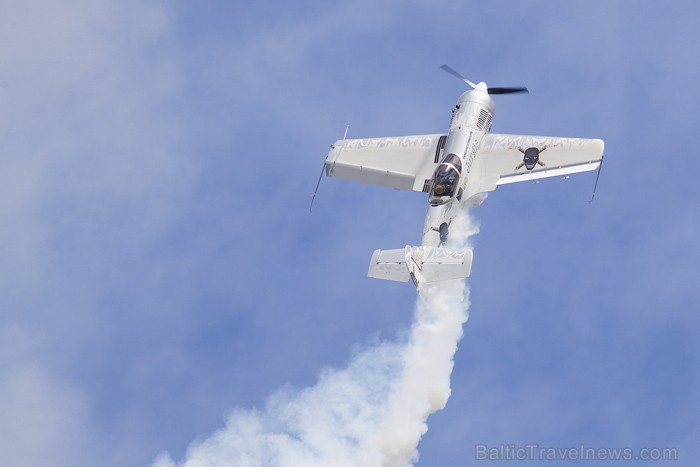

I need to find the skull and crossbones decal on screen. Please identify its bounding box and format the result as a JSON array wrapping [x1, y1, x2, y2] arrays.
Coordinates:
[[515, 146, 549, 171]]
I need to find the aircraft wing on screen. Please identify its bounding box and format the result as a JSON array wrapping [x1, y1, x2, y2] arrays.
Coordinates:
[[476, 133, 604, 192], [325, 134, 447, 192]]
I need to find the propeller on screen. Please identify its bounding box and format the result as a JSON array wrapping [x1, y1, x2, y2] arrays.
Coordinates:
[[440, 65, 528, 95]]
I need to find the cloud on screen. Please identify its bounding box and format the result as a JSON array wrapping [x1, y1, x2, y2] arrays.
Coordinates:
[[0, 0, 197, 464], [0, 325, 95, 467]]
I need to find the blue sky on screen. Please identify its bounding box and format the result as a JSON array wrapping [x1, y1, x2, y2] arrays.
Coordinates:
[[1, 0, 698, 465]]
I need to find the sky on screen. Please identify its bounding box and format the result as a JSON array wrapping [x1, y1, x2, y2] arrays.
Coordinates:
[[1, 0, 699, 466]]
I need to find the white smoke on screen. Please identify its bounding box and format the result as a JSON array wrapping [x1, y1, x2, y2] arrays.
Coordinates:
[[153, 208, 479, 467]]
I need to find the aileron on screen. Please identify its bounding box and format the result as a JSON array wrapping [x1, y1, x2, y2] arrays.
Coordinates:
[[496, 160, 602, 185]]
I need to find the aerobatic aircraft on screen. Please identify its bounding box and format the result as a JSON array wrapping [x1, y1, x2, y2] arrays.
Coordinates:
[[323, 66, 604, 287]]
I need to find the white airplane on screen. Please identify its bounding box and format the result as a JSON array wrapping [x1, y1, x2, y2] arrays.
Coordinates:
[[323, 66, 604, 287]]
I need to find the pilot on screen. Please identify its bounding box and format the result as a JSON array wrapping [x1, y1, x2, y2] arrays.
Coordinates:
[[434, 183, 446, 195]]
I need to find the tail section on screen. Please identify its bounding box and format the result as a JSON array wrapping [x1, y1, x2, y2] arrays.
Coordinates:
[[368, 246, 473, 287]]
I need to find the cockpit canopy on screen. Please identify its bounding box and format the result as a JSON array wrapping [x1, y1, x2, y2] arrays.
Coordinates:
[[428, 153, 462, 206]]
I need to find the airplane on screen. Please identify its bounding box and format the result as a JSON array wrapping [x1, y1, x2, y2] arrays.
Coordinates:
[[323, 65, 604, 287]]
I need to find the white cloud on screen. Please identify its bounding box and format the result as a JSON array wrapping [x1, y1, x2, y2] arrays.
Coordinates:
[[0, 325, 94, 467], [0, 1, 195, 465]]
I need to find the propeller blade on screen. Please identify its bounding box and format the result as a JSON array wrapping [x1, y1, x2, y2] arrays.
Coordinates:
[[441, 65, 528, 95], [487, 87, 529, 94], [440, 64, 476, 89]]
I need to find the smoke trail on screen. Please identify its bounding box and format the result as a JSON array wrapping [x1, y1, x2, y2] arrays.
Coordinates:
[[153, 208, 479, 467]]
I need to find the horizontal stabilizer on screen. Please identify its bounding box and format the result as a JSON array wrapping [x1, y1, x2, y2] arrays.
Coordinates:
[[368, 246, 473, 286], [368, 248, 411, 282]]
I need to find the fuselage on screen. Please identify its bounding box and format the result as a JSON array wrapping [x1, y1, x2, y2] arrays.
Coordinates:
[[422, 85, 496, 247]]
